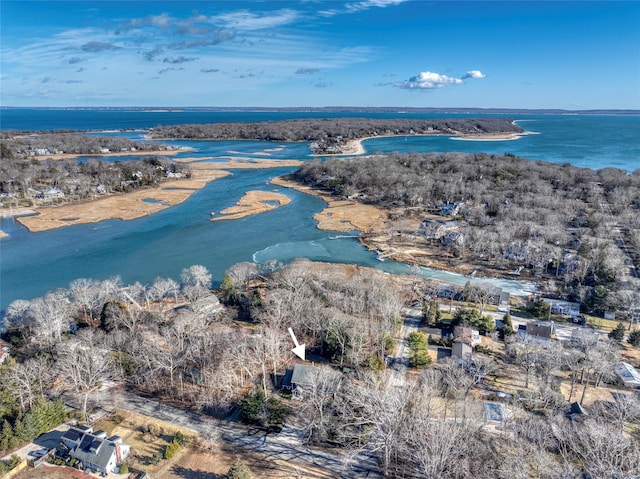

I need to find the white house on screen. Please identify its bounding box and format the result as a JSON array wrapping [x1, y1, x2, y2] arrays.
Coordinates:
[[615, 362, 640, 389], [61, 426, 130, 475]]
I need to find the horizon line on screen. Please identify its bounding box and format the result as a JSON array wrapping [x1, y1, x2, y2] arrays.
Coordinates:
[[2, 106, 639, 114]]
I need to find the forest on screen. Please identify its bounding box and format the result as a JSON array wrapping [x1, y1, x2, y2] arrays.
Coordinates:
[[0, 132, 173, 159], [149, 117, 523, 154], [1, 260, 639, 478], [0, 154, 190, 208], [292, 152, 640, 316]]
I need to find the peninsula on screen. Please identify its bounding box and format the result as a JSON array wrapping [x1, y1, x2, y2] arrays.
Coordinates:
[[149, 117, 524, 154]]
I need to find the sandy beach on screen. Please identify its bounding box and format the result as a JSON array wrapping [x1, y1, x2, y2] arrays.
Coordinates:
[[317, 129, 530, 156], [451, 131, 538, 141], [0, 230, 7, 238], [14, 158, 302, 232], [212, 190, 291, 221]]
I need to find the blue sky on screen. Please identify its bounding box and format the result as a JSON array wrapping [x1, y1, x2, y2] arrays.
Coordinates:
[[1, 1, 638, 109]]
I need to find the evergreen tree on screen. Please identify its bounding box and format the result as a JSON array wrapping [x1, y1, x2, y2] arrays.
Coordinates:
[[422, 299, 441, 326], [609, 322, 626, 341], [501, 311, 514, 339], [0, 419, 13, 452], [11, 417, 27, 445], [407, 331, 431, 367], [220, 274, 238, 304], [20, 411, 39, 441], [629, 330, 640, 348], [226, 459, 253, 479], [239, 389, 266, 424]]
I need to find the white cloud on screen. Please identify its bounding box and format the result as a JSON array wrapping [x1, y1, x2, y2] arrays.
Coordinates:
[[320, 0, 407, 17], [463, 70, 486, 79], [395, 71, 463, 89], [213, 9, 299, 31], [394, 69, 486, 89]]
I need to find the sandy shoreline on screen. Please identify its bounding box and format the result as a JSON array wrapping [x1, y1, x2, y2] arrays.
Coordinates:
[[212, 190, 291, 221], [270, 177, 387, 232], [13, 158, 302, 232], [317, 130, 529, 156], [270, 176, 517, 279]]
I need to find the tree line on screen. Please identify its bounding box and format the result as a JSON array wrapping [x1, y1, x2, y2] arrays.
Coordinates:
[[291, 152, 640, 316], [0, 132, 172, 160], [148, 118, 523, 154], [1, 260, 639, 477], [0, 155, 190, 208]]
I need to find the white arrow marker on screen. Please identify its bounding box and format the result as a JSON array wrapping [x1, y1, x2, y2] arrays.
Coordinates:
[[288, 327, 306, 361]]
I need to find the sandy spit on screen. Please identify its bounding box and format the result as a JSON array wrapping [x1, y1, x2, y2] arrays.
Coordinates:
[[270, 177, 387, 233], [211, 190, 291, 221]]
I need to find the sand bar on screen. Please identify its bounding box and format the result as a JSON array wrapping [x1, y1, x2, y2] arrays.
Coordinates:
[[212, 190, 291, 221], [13, 158, 304, 232], [17, 170, 230, 232], [174, 157, 303, 168], [270, 177, 387, 232], [0, 230, 7, 238]]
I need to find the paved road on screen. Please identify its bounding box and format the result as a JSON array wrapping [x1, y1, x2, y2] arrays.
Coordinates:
[[387, 307, 422, 390], [113, 390, 381, 478]]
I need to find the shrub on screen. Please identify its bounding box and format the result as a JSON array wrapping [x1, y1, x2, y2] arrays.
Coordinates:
[[608, 322, 626, 341], [164, 438, 180, 460], [368, 355, 385, 371], [226, 459, 253, 479], [147, 423, 162, 437], [239, 390, 266, 424], [628, 330, 640, 348], [119, 464, 129, 474]]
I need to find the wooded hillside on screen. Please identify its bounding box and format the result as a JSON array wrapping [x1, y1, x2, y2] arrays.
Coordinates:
[[292, 153, 640, 312], [149, 118, 523, 153]]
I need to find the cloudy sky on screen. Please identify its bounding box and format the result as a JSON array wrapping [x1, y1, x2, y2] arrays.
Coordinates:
[[1, 1, 638, 109]]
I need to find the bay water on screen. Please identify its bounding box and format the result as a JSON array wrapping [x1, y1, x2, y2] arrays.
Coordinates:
[[1, 110, 638, 311]]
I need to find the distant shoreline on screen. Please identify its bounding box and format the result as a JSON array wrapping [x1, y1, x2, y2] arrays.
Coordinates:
[[3, 106, 639, 115], [315, 129, 533, 156]]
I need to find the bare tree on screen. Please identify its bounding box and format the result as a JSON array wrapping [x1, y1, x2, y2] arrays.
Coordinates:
[[28, 291, 72, 348], [2, 358, 51, 411], [56, 341, 111, 419]]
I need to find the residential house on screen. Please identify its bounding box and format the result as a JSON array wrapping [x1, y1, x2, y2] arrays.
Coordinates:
[[440, 201, 464, 216], [452, 342, 472, 359], [453, 326, 481, 346], [504, 243, 528, 262], [517, 321, 555, 346], [452, 325, 480, 359], [282, 364, 340, 400], [61, 426, 130, 475], [438, 284, 456, 299], [570, 328, 600, 348], [543, 299, 581, 317], [36, 186, 64, 200], [615, 362, 640, 389]]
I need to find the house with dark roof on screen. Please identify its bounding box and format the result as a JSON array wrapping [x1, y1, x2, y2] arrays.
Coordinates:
[[60, 426, 130, 475], [282, 364, 340, 400]]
